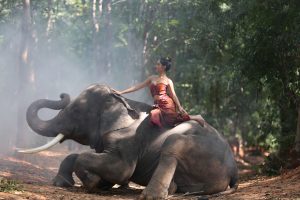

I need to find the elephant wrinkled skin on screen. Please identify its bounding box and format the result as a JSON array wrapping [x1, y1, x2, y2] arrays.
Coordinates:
[[25, 84, 238, 199]]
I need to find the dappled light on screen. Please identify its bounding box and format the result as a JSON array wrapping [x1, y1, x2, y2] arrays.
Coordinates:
[[37, 150, 66, 157]]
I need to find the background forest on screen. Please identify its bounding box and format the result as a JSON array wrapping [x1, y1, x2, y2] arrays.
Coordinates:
[[0, 0, 299, 174]]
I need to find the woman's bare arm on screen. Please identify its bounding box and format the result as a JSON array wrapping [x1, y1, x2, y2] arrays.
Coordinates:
[[114, 76, 153, 95], [168, 79, 188, 114]]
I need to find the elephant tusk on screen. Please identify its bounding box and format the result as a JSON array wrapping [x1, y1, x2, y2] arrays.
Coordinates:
[[17, 133, 64, 154]]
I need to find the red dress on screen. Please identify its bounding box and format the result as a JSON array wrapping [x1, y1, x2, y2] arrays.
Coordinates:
[[149, 83, 190, 127]]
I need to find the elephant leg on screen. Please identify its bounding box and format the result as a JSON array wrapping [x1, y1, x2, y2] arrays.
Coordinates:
[[139, 134, 187, 200], [74, 167, 102, 192], [74, 152, 135, 191], [53, 154, 78, 187]]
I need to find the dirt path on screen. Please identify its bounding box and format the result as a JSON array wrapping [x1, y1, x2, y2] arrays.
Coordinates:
[[0, 148, 299, 200]]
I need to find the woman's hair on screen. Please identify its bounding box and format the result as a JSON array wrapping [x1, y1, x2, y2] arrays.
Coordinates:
[[159, 57, 172, 71]]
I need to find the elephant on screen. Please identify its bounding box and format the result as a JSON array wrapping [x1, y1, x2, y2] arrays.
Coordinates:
[[19, 84, 238, 199]]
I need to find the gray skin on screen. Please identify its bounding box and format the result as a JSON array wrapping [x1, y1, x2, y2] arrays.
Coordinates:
[[26, 84, 238, 199]]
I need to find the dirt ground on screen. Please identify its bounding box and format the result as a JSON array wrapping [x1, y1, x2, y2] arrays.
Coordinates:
[[0, 146, 300, 200]]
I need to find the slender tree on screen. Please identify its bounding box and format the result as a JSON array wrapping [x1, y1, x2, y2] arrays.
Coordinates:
[[103, 0, 112, 75], [91, 0, 103, 77], [16, 0, 35, 148], [295, 106, 300, 153]]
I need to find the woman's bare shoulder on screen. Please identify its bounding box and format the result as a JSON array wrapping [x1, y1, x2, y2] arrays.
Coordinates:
[[167, 78, 174, 85]]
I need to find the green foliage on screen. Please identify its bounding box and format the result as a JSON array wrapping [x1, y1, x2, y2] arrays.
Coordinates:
[[0, 178, 23, 192], [0, 0, 299, 167], [232, 0, 300, 154]]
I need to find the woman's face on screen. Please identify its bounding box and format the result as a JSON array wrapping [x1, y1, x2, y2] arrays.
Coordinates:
[[155, 61, 165, 73]]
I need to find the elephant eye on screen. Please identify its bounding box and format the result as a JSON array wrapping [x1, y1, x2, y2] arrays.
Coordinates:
[[106, 96, 115, 104]]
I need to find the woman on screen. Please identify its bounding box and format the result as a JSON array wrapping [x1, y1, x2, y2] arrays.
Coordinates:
[[113, 57, 205, 128]]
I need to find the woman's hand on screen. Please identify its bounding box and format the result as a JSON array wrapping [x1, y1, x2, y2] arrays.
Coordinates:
[[178, 106, 188, 115], [111, 88, 122, 95]]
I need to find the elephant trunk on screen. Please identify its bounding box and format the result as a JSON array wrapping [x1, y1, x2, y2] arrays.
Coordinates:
[[26, 93, 70, 137]]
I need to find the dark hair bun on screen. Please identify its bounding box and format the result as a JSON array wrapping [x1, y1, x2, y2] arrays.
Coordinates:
[[160, 57, 172, 71]]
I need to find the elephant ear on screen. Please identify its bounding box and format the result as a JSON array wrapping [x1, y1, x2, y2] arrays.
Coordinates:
[[111, 93, 139, 118], [99, 92, 139, 135]]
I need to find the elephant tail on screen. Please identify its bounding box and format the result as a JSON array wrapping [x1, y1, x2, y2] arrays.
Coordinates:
[[229, 172, 239, 190]]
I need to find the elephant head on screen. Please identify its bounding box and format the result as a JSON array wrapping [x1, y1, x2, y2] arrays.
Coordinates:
[[19, 84, 143, 153]]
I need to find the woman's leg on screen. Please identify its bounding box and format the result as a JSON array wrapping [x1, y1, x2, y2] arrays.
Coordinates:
[[189, 115, 205, 127]]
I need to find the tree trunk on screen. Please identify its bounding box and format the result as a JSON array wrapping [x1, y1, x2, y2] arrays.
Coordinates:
[[104, 0, 112, 75], [295, 105, 300, 153], [91, 0, 103, 79], [278, 96, 297, 157], [141, 2, 155, 70], [92, 0, 101, 33], [16, 0, 35, 149], [46, 0, 53, 37]]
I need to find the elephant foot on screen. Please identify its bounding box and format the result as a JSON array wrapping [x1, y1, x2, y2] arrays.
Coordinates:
[[139, 188, 168, 200], [78, 170, 101, 192], [52, 174, 75, 187], [97, 179, 114, 191], [139, 181, 176, 200]]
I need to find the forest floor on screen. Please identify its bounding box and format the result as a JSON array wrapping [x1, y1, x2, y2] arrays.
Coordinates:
[[0, 145, 300, 200]]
